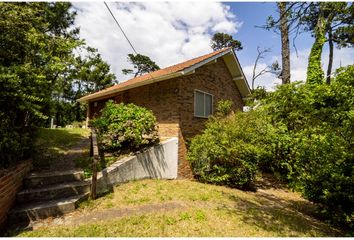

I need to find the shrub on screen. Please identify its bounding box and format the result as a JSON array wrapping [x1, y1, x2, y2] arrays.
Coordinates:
[[188, 65, 354, 228], [215, 99, 233, 117], [91, 101, 159, 152], [263, 65, 354, 228], [188, 110, 274, 188]]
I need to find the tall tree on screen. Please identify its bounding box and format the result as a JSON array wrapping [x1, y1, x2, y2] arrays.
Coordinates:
[[122, 53, 160, 77], [278, 2, 291, 84], [0, 2, 81, 166], [301, 2, 353, 84], [70, 47, 116, 121], [305, 3, 327, 84], [211, 32, 243, 51], [264, 3, 296, 84]]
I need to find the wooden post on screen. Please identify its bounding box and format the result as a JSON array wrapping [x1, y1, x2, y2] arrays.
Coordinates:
[[90, 128, 99, 200]]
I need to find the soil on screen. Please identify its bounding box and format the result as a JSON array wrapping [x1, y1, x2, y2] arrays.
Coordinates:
[[48, 137, 90, 172], [29, 201, 187, 230]]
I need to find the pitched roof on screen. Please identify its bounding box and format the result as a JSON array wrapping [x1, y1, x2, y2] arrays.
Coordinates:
[[78, 47, 249, 102]]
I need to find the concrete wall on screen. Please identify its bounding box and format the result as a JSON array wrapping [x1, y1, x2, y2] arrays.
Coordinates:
[[96, 137, 178, 194], [0, 160, 32, 230]]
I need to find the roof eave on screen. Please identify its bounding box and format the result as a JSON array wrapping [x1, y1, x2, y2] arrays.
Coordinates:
[[77, 71, 184, 103], [182, 48, 232, 75]]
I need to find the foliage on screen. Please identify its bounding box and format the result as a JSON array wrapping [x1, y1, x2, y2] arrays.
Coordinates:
[[0, 2, 80, 168], [188, 110, 274, 188], [188, 65, 353, 228], [215, 99, 233, 117], [122, 53, 160, 77], [246, 87, 269, 105], [91, 101, 159, 152], [300, 2, 353, 48], [62, 46, 116, 125], [211, 32, 243, 51], [263, 65, 354, 228], [0, 3, 115, 168], [302, 2, 353, 84]]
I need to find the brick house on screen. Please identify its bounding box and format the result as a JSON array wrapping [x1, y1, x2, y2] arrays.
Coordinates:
[[78, 47, 251, 178]]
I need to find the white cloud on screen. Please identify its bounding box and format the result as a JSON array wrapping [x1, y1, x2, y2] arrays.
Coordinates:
[[73, 2, 242, 82], [243, 47, 354, 90]]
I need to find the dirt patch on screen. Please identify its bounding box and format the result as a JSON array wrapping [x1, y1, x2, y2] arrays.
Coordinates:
[[30, 201, 187, 230], [47, 137, 90, 172]]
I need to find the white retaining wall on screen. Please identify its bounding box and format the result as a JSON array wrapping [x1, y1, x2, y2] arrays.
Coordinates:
[[96, 137, 178, 194]]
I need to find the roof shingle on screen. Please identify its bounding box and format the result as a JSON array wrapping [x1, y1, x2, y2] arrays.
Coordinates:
[[79, 47, 231, 101]]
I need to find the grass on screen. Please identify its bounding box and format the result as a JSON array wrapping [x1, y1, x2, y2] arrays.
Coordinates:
[[33, 128, 90, 170], [15, 177, 346, 237]]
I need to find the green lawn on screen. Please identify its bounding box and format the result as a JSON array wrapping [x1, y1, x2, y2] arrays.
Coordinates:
[[16, 178, 345, 237]]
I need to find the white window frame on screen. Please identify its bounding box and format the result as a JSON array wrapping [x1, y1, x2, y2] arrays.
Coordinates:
[[194, 89, 214, 118]]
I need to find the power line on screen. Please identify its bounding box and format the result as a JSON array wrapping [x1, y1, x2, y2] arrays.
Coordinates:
[[103, 2, 155, 81], [104, 2, 138, 55]]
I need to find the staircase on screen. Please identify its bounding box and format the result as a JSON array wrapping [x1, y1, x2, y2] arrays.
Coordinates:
[[7, 170, 90, 228]]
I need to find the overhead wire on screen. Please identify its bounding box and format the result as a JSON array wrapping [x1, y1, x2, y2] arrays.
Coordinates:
[[103, 2, 138, 55], [103, 1, 155, 81]]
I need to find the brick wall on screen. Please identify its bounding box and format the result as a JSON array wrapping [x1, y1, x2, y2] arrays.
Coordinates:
[[88, 58, 245, 179], [176, 59, 244, 178], [178, 58, 244, 139], [0, 160, 32, 230]]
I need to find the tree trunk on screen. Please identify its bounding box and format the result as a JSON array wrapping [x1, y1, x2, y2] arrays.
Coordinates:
[[76, 81, 82, 121], [278, 2, 291, 84], [252, 58, 258, 90], [306, 6, 326, 84], [326, 28, 334, 84]]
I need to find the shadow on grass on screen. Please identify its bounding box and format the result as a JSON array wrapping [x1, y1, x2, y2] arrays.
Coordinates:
[[32, 128, 89, 171], [222, 190, 343, 237]]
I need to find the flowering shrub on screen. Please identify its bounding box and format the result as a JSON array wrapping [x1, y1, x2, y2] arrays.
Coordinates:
[[91, 101, 159, 152]]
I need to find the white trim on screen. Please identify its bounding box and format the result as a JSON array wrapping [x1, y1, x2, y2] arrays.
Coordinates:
[[233, 75, 244, 81], [194, 89, 214, 118], [182, 49, 232, 75], [229, 50, 251, 94]]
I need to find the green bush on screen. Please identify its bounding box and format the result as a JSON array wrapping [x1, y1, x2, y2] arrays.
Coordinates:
[[188, 110, 274, 188], [188, 65, 354, 228], [215, 99, 233, 117], [91, 101, 159, 152], [263, 65, 354, 228]]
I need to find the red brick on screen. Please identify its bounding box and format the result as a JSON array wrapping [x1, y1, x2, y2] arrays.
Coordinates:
[[0, 161, 31, 229], [89, 59, 245, 178]]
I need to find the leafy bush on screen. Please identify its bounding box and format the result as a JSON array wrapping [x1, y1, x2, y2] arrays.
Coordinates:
[[91, 101, 159, 152], [262, 65, 354, 228], [215, 99, 233, 117], [188, 109, 275, 188], [188, 65, 354, 228]]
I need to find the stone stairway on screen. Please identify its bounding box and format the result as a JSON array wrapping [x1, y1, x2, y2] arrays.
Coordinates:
[[7, 170, 90, 228]]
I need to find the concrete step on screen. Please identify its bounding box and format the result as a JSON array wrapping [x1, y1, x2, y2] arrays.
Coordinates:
[[16, 181, 91, 204], [23, 170, 85, 189], [8, 193, 89, 226]]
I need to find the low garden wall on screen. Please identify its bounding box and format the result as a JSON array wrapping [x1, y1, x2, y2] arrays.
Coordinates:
[[95, 137, 178, 194], [0, 160, 32, 230]]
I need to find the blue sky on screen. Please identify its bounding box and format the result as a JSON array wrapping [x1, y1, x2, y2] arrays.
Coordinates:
[[226, 2, 309, 64], [74, 2, 354, 89]]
